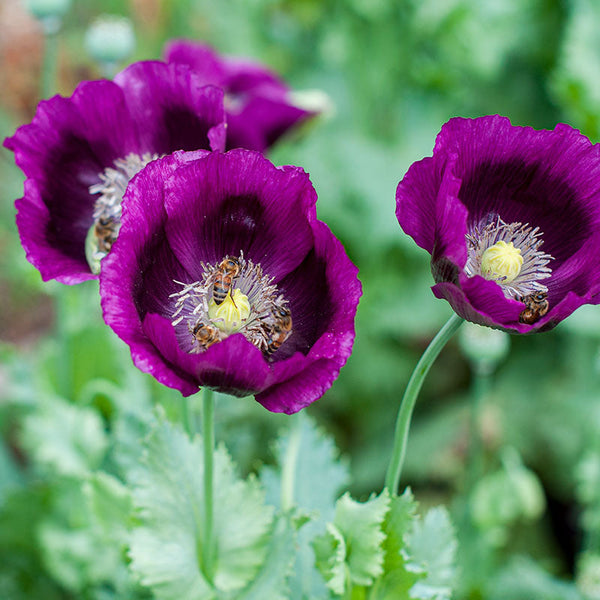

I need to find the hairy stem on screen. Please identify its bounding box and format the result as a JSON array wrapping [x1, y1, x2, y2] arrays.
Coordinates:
[[202, 387, 215, 583], [281, 414, 303, 512], [384, 313, 464, 494], [181, 393, 195, 438]]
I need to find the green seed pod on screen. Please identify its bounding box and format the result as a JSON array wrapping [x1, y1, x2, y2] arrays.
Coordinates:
[[85, 15, 135, 67], [84, 223, 102, 275], [459, 321, 510, 375]]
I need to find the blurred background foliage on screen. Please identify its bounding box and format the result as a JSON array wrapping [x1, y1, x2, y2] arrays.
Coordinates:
[[2, 0, 600, 598]]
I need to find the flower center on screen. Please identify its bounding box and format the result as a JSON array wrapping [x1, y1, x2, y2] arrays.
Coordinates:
[[465, 215, 554, 300], [170, 252, 293, 358], [208, 289, 251, 334], [85, 152, 159, 274], [480, 240, 523, 283]]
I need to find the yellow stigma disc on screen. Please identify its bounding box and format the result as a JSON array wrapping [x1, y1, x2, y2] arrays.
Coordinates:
[[481, 240, 523, 284], [208, 288, 251, 334]]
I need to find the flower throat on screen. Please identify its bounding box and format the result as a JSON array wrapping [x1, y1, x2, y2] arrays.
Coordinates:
[[171, 253, 293, 358], [465, 214, 554, 324]]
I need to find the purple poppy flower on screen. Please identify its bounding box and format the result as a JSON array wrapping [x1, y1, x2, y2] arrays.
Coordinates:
[[100, 149, 360, 413], [4, 60, 227, 284], [396, 115, 600, 333], [164, 40, 316, 153]]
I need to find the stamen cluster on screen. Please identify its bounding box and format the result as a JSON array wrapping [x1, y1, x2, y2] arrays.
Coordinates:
[[87, 153, 159, 271], [465, 215, 553, 300], [170, 252, 292, 358]]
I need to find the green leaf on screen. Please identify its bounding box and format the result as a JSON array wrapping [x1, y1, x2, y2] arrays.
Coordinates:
[[109, 385, 155, 478], [337, 491, 391, 587], [261, 414, 350, 599], [231, 514, 297, 600], [313, 522, 348, 595], [406, 506, 457, 600], [370, 489, 424, 599], [19, 396, 108, 477], [314, 490, 390, 594], [128, 414, 274, 600], [83, 471, 132, 544], [382, 489, 418, 572], [262, 414, 349, 516], [0, 485, 67, 599], [38, 521, 104, 592], [37, 478, 135, 595]]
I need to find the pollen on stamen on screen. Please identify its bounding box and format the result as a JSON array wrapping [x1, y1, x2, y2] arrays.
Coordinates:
[[465, 215, 554, 300], [85, 152, 160, 273], [169, 252, 293, 358]]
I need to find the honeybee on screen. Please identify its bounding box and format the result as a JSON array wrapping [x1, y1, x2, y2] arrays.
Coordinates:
[[94, 216, 119, 254], [518, 291, 549, 324], [265, 305, 292, 355], [191, 321, 220, 349], [212, 256, 241, 305]]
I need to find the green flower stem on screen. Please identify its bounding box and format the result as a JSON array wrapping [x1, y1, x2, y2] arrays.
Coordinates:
[[53, 285, 73, 400], [384, 313, 464, 495], [41, 27, 59, 98], [467, 369, 491, 489], [202, 387, 216, 583], [181, 393, 196, 438], [281, 414, 303, 512]]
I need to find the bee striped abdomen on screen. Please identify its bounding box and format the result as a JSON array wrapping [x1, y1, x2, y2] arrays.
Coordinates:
[[265, 305, 292, 355], [191, 321, 220, 349], [212, 256, 241, 305]]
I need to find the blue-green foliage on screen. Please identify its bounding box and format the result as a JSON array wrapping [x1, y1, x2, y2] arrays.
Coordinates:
[[261, 413, 350, 599], [312, 488, 457, 599]]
